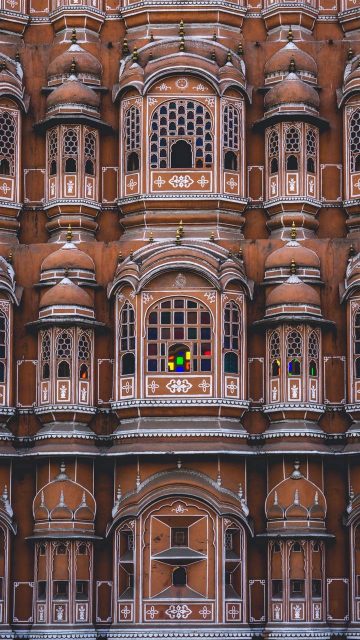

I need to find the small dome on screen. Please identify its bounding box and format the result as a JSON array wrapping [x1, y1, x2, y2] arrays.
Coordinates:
[[265, 461, 326, 530], [345, 60, 360, 88], [47, 76, 100, 110], [48, 43, 102, 82], [266, 275, 320, 308], [265, 242, 320, 271], [40, 277, 93, 309], [265, 42, 317, 79], [40, 241, 95, 283], [264, 72, 320, 111]]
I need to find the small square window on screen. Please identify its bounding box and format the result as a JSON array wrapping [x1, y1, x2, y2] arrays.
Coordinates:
[[76, 581, 88, 600], [290, 580, 304, 598], [312, 580, 321, 598], [54, 581, 68, 599], [272, 580, 283, 598], [38, 581, 46, 601], [171, 528, 188, 547]]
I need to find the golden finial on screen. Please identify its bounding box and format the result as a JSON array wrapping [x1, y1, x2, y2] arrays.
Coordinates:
[[71, 28, 77, 44], [228, 249, 233, 258], [179, 36, 185, 52], [178, 220, 184, 237], [290, 258, 297, 275], [237, 247, 243, 260], [289, 57, 296, 73], [290, 221, 297, 240], [211, 50, 216, 61], [0, 60, 6, 72], [132, 47, 139, 62], [287, 27, 293, 43], [15, 50, 20, 63], [122, 37, 129, 55], [70, 58, 76, 75], [237, 42, 243, 56], [129, 251, 134, 260], [349, 244, 356, 259], [226, 50, 232, 64], [175, 228, 181, 245], [210, 231, 215, 242], [213, 32, 217, 41], [66, 224, 73, 242], [7, 251, 13, 265], [118, 251, 123, 263], [179, 19, 185, 37], [348, 47, 354, 61], [64, 267, 69, 278], [150, 32, 154, 42], [149, 231, 154, 243]]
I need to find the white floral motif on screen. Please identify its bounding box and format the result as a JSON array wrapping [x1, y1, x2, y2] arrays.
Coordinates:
[[121, 380, 132, 394], [165, 604, 192, 620], [198, 379, 211, 393], [171, 503, 188, 513], [273, 604, 281, 620], [169, 175, 194, 189], [38, 605, 45, 622], [78, 605, 86, 621], [205, 97, 215, 107], [292, 604, 303, 620], [308, 178, 314, 194], [199, 605, 212, 619], [197, 175, 209, 188], [86, 182, 93, 196], [226, 177, 238, 190], [148, 98, 158, 105], [156, 83, 170, 91], [227, 604, 240, 620], [195, 83, 205, 91], [127, 178, 137, 191], [147, 380, 159, 394], [313, 604, 321, 620], [154, 176, 166, 188], [310, 384, 316, 399], [60, 385, 68, 400], [288, 178, 296, 192], [226, 380, 238, 394], [204, 291, 216, 304], [120, 605, 131, 619], [142, 292, 153, 304], [291, 384, 299, 399], [147, 605, 159, 620], [271, 180, 277, 195], [176, 78, 188, 89], [55, 606, 64, 622], [0, 182, 11, 195], [80, 386, 88, 402], [50, 182, 55, 196], [166, 378, 192, 394], [66, 179, 75, 195], [42, 386, 48, 401], [272, 386, 278, 401]]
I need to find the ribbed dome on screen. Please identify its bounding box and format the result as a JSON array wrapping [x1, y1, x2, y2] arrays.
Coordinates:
[[266, 275, 320, 307], [264, 72, 320, 110], [47, 43, 102, 81], [41, 242, 95, 274], [47, 76, 100, 110], [265, 42, 317, 78], [40, 277, 93, 309], [265, 242, 320, 270]]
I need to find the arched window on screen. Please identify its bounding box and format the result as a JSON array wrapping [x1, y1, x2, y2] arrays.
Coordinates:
[[48, 128, 58, 178], [286, 330, 302, 376], [0, 314, 6, 384], [223, 103, 240, 171], [125, 105, 141, 172], [268, 129, 279, 175], [150, 100, 213, 170], [306, 128, 317, 174], [350, 110, 360, 173], [146, 298, 212, 373], [168, 343, 190, 372], [356, 357, 360, 380], [56, 330, 72, 379], [308, 331, 319, 378], [270, 331, 281, 377], [41, 331, 51, 380], [78, 332, 91, 380], [0, 110, 15, 177], [223, 302, 241, 374], [120, 302, 135, 375], [285, 127, 300, 171], [63, 129, 78, 173], [171, 140, 192, 168], [84, 131, 96, 176], [173, 567, 187, 587]]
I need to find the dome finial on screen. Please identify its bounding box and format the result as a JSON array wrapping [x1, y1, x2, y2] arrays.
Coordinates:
[[148, 231, 154, 243], [290, 220, 297, 240], [179, 19, 185, 37], [291, 459, 302, 479], [132, 47, 139, 62], [15, 50, 20, 63], [290, 257, 297, 275], [348, 47, 354, 61], [226, 50, 233, 64], [349, 244, 356, 259], [175, 227, 181, 245], [122, 37, 129, 56], [287, 27, 293, 43], [71, 28, 77, 44], [66, 224, 73, 243], [7, 251, 13, 265], [0, 60, 6, 72], [70, 58, 76, 75], [178, 220, 184, 237], [237, 42, 243, 56], [179, 36, 185, 52], [289, 57, 296, 73]]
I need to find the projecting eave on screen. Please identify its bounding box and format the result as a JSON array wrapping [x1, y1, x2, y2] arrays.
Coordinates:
[[253, 111, 329, 132], [26, 532, 102, 541], [253, 315, 335, 328], [26, 318, 108, 331], [257, 530, 334, 539], [33, 114, 113, 134]]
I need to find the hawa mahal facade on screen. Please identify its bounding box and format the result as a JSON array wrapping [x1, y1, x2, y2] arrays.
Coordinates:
[[0, 0, 360, 636]]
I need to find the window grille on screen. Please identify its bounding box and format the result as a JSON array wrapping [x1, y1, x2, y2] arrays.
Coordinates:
[[270, 331, 280, 359], [269, 129, 279, 157], [223, 104, 240, 152], [150, 100, 213, 169], [41, 331, 51, 380], [146, 298, 212, 373], [285, 127, 301, 153], [63, 128, 78, 173], [308, 330, 319, 359], [84, 130, 96, 175], [120, 302, 135, 376], [0, 110, 16, 176], [286, 330, 302, 357], [0, 314, 6, 384], [125, 106, 141, 152], [350, 110, 360, 172], [48, 128, 58, 176]]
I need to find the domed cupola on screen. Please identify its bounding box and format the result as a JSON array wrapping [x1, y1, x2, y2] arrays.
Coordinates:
[[264, 68, 320, 117], [265, 269, 322, 321], [40, 229, 96, 286], [264, 37, 317, 87], [264, 225, 321, 284], [47, 31, 102, 88], [46, 72, 100, 118], [265, 461, 326, 534], [33, 462, 96, 538], [39, 277, 94, 321]]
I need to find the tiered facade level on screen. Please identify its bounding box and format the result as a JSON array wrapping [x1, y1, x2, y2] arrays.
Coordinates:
[[0, 0, 360, 638]]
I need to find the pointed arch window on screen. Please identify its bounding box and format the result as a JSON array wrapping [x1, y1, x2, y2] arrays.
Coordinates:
[[286, 330, 302, 376], [306, 127, 317, 174], [285, 126, 300, 171], [120, 301, 135, 376], [223, 301, 241, 374], [41, 331, 51, 381], [125, 105, 141, 173], [63, 128, 78, 174], [308, 330, 319, 378], [223, 103, 240, 171], [56, 330, 72, 379], [270, 330, 281, 377], [78, 332, 91, 381], [350, 110, 360, 173], [0, 110, 16, 177], [150, 100, 213, 170], [268, 129, 279, 175], [84, 131, 96, 177], [0, 314, 6, 384], [48, 128, 58, 177]]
